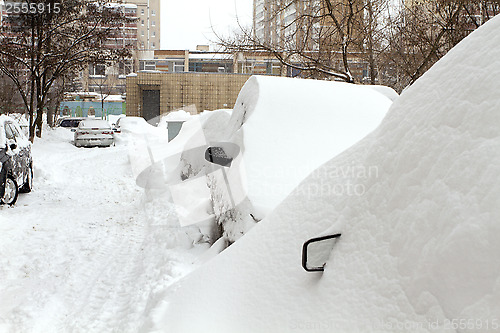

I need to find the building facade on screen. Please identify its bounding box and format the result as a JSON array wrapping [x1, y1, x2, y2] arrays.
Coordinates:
[[126, 0, 160, 52], [84, 2, 139, 95], [126, 72, 251, 122], [137, 48, 284, 76], [82, 0, 161, 96]]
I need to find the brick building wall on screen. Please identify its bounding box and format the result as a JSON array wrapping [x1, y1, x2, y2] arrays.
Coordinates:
[[126, 72, 251, 118]]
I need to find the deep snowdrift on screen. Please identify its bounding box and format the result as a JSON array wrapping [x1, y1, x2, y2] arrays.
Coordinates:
[[225, 76, 393, 216], [143, 77, 394, 245], [133, 79, 393, 246], [152, 15, 500, 333]]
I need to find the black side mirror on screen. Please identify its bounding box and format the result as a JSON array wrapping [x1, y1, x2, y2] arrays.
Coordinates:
[[204, 143, 240, 167], [302, 234, 341, 272], [7, 139, 17, 151]]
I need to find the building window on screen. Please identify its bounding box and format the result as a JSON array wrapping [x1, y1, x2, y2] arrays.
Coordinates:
[[140, 61, 156, 71], [141, 19, 144, 26], [151, 21, 155, 26], [89, 64, 106, 77], [141, 30, 145, 36], [173, 62, 184, 72], [151, 31, 155, 37], [151, 9, 156, 16], [151, 42, 155, 49], [141, 8, 144, 15], [119, 61, 133, 76]]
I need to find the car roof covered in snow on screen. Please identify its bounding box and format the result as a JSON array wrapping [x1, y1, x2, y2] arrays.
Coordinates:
[[79, 119, 111, 129]]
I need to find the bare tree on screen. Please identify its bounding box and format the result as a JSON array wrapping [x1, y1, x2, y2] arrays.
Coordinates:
[[218, 0, 375, 82], [88, 64, 123, 118], [380, 0, 500, 91], [0, 73, 23, 115], [0, 0, 134, 141], [219, 0, 499, 91]]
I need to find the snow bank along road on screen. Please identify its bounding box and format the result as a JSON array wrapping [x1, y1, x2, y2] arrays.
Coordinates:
[[0, 129, 203, 332]]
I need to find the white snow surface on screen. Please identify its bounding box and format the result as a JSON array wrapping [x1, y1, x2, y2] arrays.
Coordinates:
[[155, 15, 500, 333], [226, 75, 393, 216], [0, 127, 208, 332]]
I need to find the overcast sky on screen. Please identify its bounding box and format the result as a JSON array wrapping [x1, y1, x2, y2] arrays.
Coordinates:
[[160, 0, 253, 50]]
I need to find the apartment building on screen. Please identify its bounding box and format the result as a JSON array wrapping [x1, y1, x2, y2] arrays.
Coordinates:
[[127, 0, 160, 52], [83, 0, 161, 96], [254, 0, 301, 46], [84, 2, 139, 95]]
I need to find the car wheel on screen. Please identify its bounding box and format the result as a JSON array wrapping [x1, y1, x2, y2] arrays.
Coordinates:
[[1, 175, 18, 206], [20, 165, 33, 193]]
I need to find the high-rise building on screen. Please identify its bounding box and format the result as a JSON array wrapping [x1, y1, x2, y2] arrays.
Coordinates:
[[254, 0, 296, 45], [84, 0, 161, 95], [254, 0, 325, 46], [125, 0, 160, 52]]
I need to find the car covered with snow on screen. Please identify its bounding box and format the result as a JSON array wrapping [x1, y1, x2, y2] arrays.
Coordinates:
[[154, 15, 500, 332], [112, 116, 150, 134], [74, 119, 114, 148], [132, 77, 395, 246], [0, 115, 33, 205]]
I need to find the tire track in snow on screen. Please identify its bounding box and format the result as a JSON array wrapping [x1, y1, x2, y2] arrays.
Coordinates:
[[1, 132, 203, 333], [1, 138, 149, 332]]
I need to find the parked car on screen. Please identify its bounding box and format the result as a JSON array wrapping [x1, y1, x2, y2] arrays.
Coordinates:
[[0, 115, 33, 205], [111, 116, 125, 133], [74, 119, 114, 148], [112, 116, 149, 134], [57, 117, 87, 128]]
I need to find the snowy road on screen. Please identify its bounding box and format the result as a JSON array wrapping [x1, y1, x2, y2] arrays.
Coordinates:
[[0, 128, 204, 333]]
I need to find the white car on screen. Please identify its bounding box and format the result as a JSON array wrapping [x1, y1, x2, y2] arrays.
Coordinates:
[[74, 119, 114, 148]]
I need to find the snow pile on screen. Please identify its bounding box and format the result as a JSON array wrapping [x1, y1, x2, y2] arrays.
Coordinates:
[[135, 77, 394, 245], [225, 76, 393, 217], [160, 110, 193, 123], [152, 15, 500, 332], [129, 110, 235, 244]]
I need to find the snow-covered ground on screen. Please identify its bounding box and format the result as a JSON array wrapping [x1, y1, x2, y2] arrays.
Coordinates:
[[2, 14, 500, 333], [0, 128, 207, 332]]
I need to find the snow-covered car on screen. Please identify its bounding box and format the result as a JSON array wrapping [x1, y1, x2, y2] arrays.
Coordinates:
[[74, 119, 114, 148], [157, 17, 500, 332], [57, 117, 87, 128], [112, 116, 149, 134], [0, 115, 33, 205]]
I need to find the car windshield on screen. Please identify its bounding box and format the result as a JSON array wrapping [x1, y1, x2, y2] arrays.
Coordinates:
[[60, 119, 83, 128]]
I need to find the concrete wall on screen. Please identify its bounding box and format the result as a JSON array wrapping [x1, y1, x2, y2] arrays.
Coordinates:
[[126, 72, 251, 117]]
